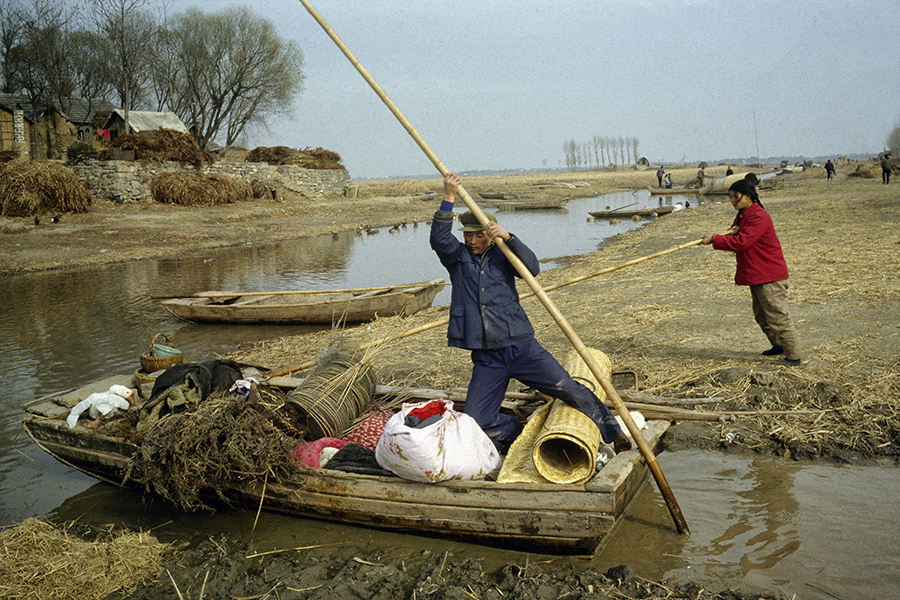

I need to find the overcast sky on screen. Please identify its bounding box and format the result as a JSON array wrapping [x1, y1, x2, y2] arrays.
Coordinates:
[[205, 0, 899, 180]]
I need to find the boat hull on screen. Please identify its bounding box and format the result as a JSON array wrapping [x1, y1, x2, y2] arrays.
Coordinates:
[[161, 280, 445, 324], [589, 206, 675, 219], [647, 187, 699, 195], [23, 381, 669, 555]]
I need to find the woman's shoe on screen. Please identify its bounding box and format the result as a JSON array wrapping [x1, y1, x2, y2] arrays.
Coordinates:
[[761, 345, 784, 356]]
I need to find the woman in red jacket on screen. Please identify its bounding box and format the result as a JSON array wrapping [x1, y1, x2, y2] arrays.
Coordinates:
[[701, 177, 802, 365]]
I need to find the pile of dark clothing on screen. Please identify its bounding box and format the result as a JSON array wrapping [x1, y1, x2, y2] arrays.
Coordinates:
[[137, 359, 243, 432]]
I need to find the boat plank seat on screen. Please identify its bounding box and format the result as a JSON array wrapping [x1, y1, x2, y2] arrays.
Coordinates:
[[233, 295, 274, 305]]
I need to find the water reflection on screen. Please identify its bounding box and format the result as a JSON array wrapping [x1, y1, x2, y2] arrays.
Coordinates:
[[596, 450, 900, 600]]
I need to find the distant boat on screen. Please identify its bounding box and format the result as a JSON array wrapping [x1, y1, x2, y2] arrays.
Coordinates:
[[588, 206, 675, 219], [160, 279, 446, 324], [494, 198, 569, 211], [647, 186, 699, 195]]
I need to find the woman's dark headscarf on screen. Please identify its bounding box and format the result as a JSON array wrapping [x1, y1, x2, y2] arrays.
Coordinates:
[[729, 175, 764, 209]]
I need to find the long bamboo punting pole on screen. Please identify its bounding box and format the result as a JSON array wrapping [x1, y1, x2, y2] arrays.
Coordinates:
[[297, 0, 688, 534], [266, 236, 712, 378]]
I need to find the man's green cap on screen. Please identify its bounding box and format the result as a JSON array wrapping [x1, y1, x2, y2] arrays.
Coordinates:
[[459, 210, 498, 232]]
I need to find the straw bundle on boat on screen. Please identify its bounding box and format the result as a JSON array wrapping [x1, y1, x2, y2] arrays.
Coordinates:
[[286, 348, 378, 439]]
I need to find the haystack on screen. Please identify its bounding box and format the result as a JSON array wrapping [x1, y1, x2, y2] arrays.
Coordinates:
[[111, 128, 213, 168], [247, 145, 344, 170], [0, 518, 171, 600], [149, 171, 252, 206], [0, 160, 92, 217], [847, 163, 878, 178]]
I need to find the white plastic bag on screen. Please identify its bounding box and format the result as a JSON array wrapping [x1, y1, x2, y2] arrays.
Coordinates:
[[375, 399, 501, 483]]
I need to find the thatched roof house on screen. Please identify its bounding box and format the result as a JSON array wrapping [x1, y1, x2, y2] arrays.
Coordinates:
[[0, 94, 115, 159], [101, 110, 188, 141]]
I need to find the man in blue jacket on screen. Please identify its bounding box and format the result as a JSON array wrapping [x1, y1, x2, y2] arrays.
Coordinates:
[[430, 172, 629, 454]]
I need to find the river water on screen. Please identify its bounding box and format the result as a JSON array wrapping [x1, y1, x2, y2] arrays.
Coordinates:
[[2, 190, 897, 599]]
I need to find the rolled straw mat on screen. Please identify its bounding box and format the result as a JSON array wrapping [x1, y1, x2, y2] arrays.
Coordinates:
[[497, 348, 611, 485]]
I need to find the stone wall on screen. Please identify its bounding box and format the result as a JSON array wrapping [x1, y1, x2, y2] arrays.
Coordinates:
[[69, 160, 351, 204]]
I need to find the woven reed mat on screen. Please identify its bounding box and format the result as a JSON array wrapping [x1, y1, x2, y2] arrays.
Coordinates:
[[497, 348, 611, 485]]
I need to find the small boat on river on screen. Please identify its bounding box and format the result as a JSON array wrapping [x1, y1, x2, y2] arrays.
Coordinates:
[[589, 206, 676, 219], [494, 198, 569, 211], [160, 279, 446, 324], [22, 374, 669, 554], [647, 186, 700, 196]]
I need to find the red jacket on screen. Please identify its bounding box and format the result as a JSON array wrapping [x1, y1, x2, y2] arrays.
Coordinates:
[[712, 202, 789, 286]]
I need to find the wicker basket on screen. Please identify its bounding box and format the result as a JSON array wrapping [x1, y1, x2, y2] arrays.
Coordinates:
[[139, 333, 183, 373]]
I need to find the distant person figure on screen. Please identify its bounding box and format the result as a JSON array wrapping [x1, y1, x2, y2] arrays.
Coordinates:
[[664, 173, 672, 189], [696, 168, 707, 188], [700, 176, 802, 366], [824, 160, 835, 182], [726, 166, 734, 176], [656, 166, 665, 188], [882, 155, 892, 184]]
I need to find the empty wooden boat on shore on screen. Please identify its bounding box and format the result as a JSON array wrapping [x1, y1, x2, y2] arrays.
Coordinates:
[[160, 279, 446, 324], [589, 206, 676, 219]]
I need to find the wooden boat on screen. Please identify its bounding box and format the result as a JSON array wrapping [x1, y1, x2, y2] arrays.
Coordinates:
[[160, 279, 446, 324], [494, 198, 569, 211], [22, 374, 670, 555], [647, 186, 700, 195], [589, 206, 676, 219]]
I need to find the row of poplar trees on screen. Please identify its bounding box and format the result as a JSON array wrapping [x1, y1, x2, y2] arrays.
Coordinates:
[[563, 136, 641, 170]]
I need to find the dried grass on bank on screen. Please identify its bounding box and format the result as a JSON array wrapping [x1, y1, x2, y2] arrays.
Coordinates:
[[149, 172, 252, 206], [111, 128, 213, 168], [0, 518, 171, 600], [0, 160, 92, 217]]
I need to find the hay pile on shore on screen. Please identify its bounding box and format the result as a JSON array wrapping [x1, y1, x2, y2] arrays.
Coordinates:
[[149, 172, 252, 206], [0, 519, 171, 600], [246, 145, 344, 169], [111, 129, 212, 168], [0, 160, 92, 217]]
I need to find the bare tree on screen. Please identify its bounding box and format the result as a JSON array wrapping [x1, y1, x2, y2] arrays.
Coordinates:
[[66, 28, 115, 103], [887, 119, 900, 157], [4, 0, 73, 103], [630, 137, 639, 164], [88, 0, 156, 126], [563, 139, 577, 170], [0, 0, 26, 92], [164, 6, 305, 149]]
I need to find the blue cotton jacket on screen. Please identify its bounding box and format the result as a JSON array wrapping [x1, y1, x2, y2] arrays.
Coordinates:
[[430, 211, 540, 350]]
